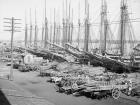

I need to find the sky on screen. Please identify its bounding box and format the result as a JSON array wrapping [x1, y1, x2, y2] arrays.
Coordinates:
[[0, 0, 140, 41]]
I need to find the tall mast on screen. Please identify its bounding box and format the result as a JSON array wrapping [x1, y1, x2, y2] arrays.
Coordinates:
[[84, 0, 90, 52], [58, 25, 61, 45], [56, 25, 59, 44], [41, 6, 44, 47], [44, 0, 48, 48], [100, 0, 108, 55], [57, 11, 61, 45], [25, 11, 28, 48], [104, 0, 108, 54], [34, 9, 37, 48], [70, 9, 73, 44], [100, 0, 103, 54], [49, 9, 52, 43], [77, 2, 80, 47], [50, 25, 52, 43], [68, 1, 71, 43], [42, 23, 44, 47], [30, 9, 32, 47], [53, 8, 56, 44], [120, 0, 127, 56], [62, 0, 65, 46], [65, 0, 68, 44]]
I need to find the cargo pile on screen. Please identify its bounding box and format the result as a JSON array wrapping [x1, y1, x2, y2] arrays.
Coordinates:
[[18, 64, 41, 72], [1, 47, 139, 100], [37, 61, 139, 99]]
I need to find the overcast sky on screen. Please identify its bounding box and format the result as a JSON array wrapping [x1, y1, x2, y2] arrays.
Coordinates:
[[0, 0, 140, 41]]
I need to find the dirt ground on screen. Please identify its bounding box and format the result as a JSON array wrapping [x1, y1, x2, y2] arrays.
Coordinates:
[[0, 61, 140, 105]]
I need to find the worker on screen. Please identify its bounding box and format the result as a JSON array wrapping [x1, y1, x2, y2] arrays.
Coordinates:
[[130, 53, 135, 66], [127, 79, 133, 95], [46, 59, 49, 63]]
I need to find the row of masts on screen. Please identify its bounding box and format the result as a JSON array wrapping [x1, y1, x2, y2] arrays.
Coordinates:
[[24, 0, 135, 57], [62, 0, 74, 47]]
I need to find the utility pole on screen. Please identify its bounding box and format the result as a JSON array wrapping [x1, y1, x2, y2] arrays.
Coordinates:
[[4, 17, 21, 81]]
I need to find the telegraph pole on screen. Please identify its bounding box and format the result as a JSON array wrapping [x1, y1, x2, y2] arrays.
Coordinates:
[[4, 17, 21, 81]]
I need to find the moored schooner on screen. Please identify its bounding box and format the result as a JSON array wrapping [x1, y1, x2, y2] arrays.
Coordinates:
[[22, 0, 140, 73], [75, 0, 140, 72], [103, 0, 140, 72], [93, 0, 140, 72]]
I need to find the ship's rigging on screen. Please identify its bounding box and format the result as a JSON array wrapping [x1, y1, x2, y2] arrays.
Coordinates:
[[23, 0, 140, 72]]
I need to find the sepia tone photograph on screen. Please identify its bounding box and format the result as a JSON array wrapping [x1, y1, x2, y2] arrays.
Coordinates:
[[0, 0, 140, 105]]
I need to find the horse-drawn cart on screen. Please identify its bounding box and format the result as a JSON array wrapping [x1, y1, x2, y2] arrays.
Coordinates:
[[55, 77, 135, 99], [76, 80, 134, 99]]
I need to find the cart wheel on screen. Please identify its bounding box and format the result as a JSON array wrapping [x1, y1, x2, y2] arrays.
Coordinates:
[[72, 82, 78, 90], [90, 92, 95, 98], [112, 88, 120, 99], [54, 85, 60, 92], [64, 81, 71, 87]]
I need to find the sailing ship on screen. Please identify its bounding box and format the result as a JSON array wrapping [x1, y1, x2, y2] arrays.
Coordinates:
[[23, 0, 140, 72], [88, 0, 140, 72]]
